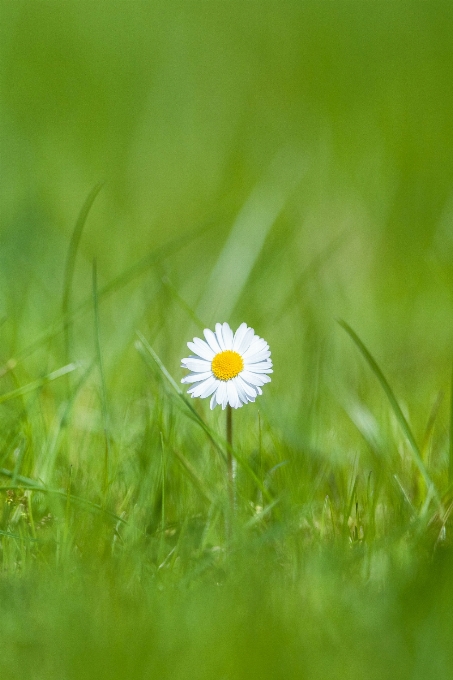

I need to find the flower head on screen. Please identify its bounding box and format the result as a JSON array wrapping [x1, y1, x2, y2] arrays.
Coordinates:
[[181, 322, 272, 410]]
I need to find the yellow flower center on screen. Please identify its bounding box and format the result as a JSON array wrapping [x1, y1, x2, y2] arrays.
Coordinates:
[[211, 350, 244, 381]]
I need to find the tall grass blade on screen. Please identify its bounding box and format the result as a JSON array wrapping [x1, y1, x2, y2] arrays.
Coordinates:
[[62, 182, 104, 365], [338, 319, 442, 510], [197, 151, 305, 323]]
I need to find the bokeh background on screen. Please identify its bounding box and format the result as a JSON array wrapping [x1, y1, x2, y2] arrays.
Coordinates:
[[2, 2, 453, 381], [1, 2, 453, 678]]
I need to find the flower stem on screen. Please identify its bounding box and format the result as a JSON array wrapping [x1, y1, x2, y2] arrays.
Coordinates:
[[226, 404, 234, 518]]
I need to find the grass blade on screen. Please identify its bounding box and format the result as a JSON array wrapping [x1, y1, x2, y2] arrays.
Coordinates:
[[338, 319, 442, 510], [93, 261, 110, 496], [135, 331, 224, 458], [0, 473, 126, 525], [170, 447, 215, 505], [62, 182, 104, 364], [449, 361, 453, 489], [275, 230, 349, 323], [6, 217, 214, 371], [0, 363, 78, 405], [197, 151, 304, 323]]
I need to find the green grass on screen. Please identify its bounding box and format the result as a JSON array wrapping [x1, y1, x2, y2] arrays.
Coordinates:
[[1, 2, 453, 678]]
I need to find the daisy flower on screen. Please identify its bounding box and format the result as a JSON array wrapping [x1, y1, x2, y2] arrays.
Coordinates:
[[181, 322, 272, 410]]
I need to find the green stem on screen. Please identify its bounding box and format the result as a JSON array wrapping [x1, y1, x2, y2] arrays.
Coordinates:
[[226, 405, 234, 515]]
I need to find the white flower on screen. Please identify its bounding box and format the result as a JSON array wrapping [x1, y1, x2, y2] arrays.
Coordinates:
[[181, 322, 272, 410]]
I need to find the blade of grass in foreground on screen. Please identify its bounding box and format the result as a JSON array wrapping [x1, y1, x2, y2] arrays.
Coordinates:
[[338, 320, 442, 512]]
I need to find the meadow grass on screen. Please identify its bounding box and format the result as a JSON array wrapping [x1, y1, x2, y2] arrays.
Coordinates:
[[1, 2, 453, 678]]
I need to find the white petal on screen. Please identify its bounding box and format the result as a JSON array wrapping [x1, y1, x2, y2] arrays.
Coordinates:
[[243, 338, 268, 359], [222, 322, 234, 349], [203, 328, 221, 354], [215, 323, 226, 350], [233, 323, 248, 351], [244, 350, 271, 364], [187, 338, 215, 361], [256, 386, 263, 395], [181, 358, 211, 373], [181, 371, 213, 384], [187, 377, 211, 396], [188, 376, 217, 398], [245, 356, 273, 366], [227, 381, 240, 408], [241, 370, 271, 386], [201, 378, 220, 398], [214, 381, 226, 407], [238, 327, 255, 354], [236, 375, 257, 401], [244, 362, 273, 373], [210, 394, 216, 410], [233, 376, 249, 405]]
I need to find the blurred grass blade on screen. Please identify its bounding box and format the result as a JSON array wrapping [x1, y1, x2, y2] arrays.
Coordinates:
[[171, 447, 215, 505], [343, 474, 358, 535], [0, 363, 78, 405], [11, 439, 26, 485], [161, 276, 205, 330], [10, 217, 214, 368], [0, 470, 126, 525], [393, 474, 416, 516], [275, 230, 349, 323], [243, 499, 279, 530], [450, 361, 453, 488], [422, 390, 444, 456], [338, 320, 442, 510], [62, 182, 104, 364], [93, 260, 110, 495], [197, 151, 305, 323], [38, 361, 95, 485], [135, 331, 225, 459]]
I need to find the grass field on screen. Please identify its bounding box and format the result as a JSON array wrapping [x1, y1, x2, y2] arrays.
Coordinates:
[[1, 2, 453, 678]]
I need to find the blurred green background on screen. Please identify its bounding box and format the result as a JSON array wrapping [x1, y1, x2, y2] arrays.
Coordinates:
[[1, 2, 453, 678]]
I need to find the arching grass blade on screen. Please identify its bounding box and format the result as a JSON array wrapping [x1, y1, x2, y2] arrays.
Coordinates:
[[338, 319, 442, 511], [62, 181, 104, 365]]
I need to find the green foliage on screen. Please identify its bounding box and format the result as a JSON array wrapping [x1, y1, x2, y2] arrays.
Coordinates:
[[1, 1, 453, 678]]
